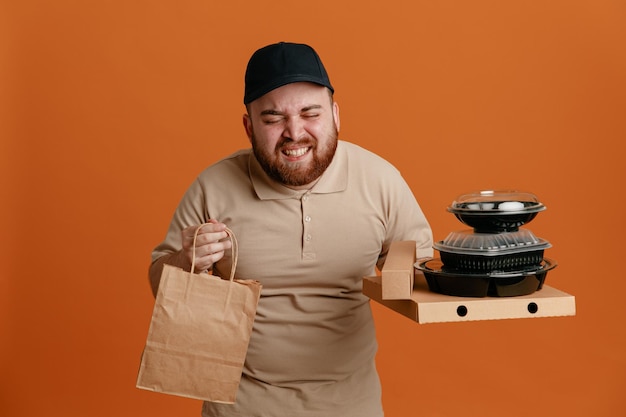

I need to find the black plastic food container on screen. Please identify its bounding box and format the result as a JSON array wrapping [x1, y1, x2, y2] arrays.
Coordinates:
[[434, 229, 551, 272], [447, 190, 546, 233], [416, 258, 557, 298]]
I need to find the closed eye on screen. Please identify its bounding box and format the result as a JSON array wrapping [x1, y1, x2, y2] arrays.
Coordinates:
[[301, 105, 322, 119], [260, 110, 285, 124], [262, 117, 283, 124]]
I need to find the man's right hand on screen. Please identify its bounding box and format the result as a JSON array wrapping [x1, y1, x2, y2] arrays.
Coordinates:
[[181, 220, 233, 273], [149, 219, 233, 297]]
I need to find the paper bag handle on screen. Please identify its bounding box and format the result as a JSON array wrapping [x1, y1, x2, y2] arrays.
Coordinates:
[[190, 224, 238, 281]]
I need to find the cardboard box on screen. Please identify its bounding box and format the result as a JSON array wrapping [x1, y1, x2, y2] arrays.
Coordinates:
[[381, 240, 416, 300], [364, 273, 576, 324]]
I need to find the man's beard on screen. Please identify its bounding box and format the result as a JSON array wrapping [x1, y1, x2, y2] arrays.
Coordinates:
[[251, 126, 339, 187]]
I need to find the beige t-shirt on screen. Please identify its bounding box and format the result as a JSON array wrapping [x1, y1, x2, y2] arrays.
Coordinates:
[[152, 141, 433, 416]]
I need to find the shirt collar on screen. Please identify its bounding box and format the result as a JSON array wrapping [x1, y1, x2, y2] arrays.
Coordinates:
[[249, 140, 348, 200]]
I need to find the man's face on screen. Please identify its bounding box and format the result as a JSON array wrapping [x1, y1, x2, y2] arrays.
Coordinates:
[[243, 82, 340, 190]]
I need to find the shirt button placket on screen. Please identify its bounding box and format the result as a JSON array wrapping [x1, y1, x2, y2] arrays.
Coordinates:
[[301, 192, 315, 259]]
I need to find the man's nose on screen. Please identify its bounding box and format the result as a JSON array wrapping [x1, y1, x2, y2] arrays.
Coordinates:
[[283, 117, 306, 140]]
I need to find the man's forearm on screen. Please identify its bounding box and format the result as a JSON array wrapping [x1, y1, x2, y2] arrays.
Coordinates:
[[148, 251, 189, 297]]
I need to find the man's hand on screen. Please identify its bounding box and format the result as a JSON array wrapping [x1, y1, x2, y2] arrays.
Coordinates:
[[149, 219, 233, 296], [182, 220, 233, 273]]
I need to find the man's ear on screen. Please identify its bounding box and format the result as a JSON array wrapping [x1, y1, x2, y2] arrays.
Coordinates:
[[242, 113, 253, 142], [333, 102, 340, 132]]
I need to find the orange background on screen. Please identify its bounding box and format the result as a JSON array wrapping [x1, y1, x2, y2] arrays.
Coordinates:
[[2, 1, 625, 416]]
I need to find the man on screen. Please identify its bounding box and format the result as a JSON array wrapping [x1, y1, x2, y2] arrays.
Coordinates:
[[149, 41, 433, 417]]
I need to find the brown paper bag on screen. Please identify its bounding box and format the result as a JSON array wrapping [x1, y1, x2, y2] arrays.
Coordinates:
[[136, 226, 261, 403]]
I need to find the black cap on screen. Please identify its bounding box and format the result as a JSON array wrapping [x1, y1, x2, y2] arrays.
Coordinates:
[[243, 42, 334, 104]]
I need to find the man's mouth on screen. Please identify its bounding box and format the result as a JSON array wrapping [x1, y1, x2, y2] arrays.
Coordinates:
[[282, 147, 310, 158]]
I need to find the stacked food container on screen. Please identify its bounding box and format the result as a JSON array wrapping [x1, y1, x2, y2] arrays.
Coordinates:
[[416, 190, 557, 297]]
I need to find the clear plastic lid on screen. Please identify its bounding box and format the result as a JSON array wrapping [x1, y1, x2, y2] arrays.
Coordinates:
[[448, 190, 545, 214], [433, 229, 551, 255]]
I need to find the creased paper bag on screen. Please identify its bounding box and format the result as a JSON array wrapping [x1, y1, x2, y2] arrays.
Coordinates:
[[136, 226, 261, 403]]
